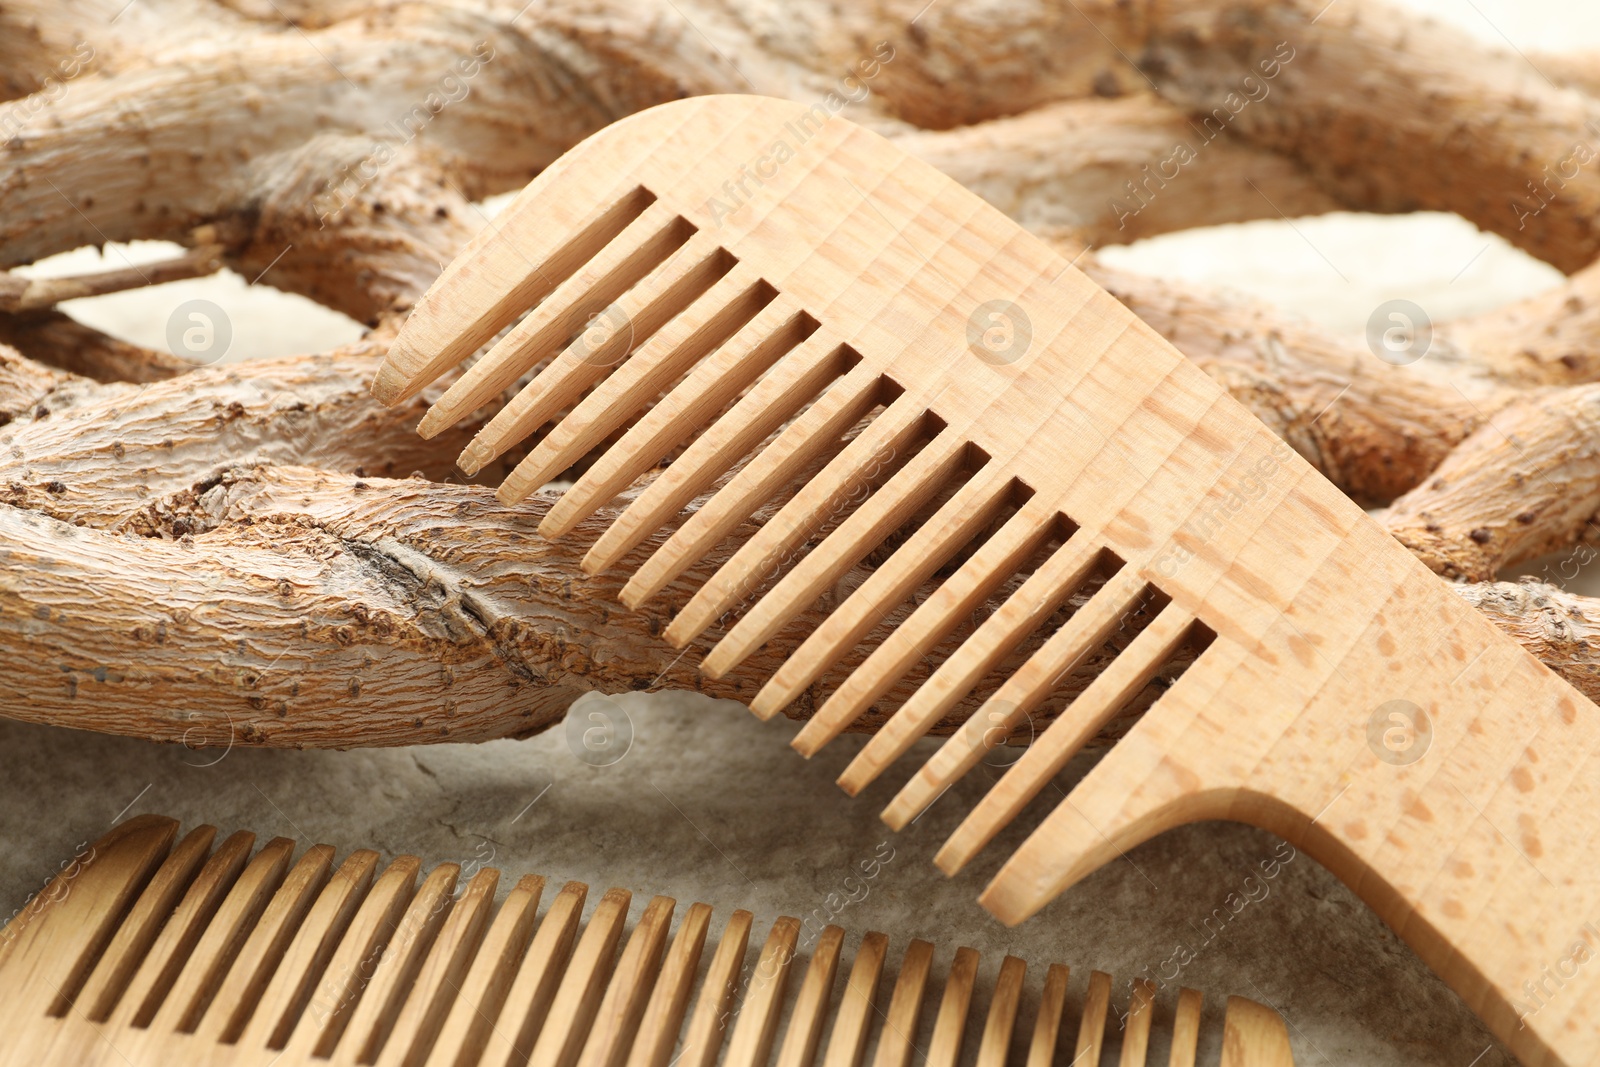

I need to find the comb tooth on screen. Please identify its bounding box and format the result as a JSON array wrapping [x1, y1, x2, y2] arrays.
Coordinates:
[[821, 930, 888, 1067], [480, 880, 589, 1067], [1074, 971, 1113, 1065], [76, 823, 219, 1023], [867, 938, 935, 1067], [197, 843, 336, 1044], [374, 866, 501, 1067], [413, 200, 688, 439], [623, 901, 713, 1067], [338, 862, 461, 1064], [506, 265, 773, 509], [620, 360, 882, 611], [1023, 964, 1069, 1067], [586, 331, 849, 577], [1168, 988, 1203, 1067], [0, 815, 178, 1020], [546, 300, 813, 541], [841, 529, 1104, 802], [526, 887, 633, 1067], [676, 909, 754, 1067], [885, 571, 1149, 832], [422, 873, 546, 1067], [980, 703, 1225, 928], [753, 463, 1014, 721], [374, 185, 657, 406], [1119, 978, 1157, 1067], [239, 848, 381, 1050], [107, 829, 256, 1029], [573, 895, 676, 1067], [1221, 997, 1294, 1067], [662, 391, 927, 647], [285, 855, 421, 1059], [469, 231, 735, 484], [936, 600, 1194, 872], [774, 925, 844, 1067], [724, 916, 801, 1067], [151, 836, 296, 1035], [924, 947, 979, 1067], [703, 426, 969, 680], [791, 500, 1055, 758], [975, 956, 1026, 1067]]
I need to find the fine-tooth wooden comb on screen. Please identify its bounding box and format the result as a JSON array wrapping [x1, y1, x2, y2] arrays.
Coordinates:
[[0, 814, 1295, 1066], [373, 96, 1600, 1065]]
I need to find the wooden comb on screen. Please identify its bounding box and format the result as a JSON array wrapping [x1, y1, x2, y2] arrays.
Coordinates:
[[372, 96, 1600, 1065], [0, 813, 1295, 1066]]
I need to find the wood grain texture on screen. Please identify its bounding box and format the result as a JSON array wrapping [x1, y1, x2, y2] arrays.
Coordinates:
[[0, 814, 1290, 1066], [376, 95, 1600, 1066]]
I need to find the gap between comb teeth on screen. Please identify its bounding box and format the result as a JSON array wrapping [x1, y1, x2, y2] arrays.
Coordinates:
[[473, 236, 740, 489], [540, 298, 817, 541], [374, 185, 657, 408], [582, 331, 853, 578], [417, 200, 692, 441], [938, 602, 1203, 874], [620, 360, 888, 611], [837, 530, 1111, 798], [789, 498, 1062, 758], [700, 424, 975, 680], [501, 266, 779, 508], [659, 390, 934, 649], [749, 461, 1020, 721], [881, 575, 1161, 833]]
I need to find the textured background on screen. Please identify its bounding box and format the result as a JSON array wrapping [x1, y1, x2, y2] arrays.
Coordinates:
[[5, 2, 1597, 1063]]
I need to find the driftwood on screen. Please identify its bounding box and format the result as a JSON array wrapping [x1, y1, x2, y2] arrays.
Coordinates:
[[7, 0, 1600, 748]]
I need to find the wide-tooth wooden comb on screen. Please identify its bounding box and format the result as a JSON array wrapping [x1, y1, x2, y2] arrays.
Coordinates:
[[0, 813, 1293, 1066], [373, 96, 1600, 1065]]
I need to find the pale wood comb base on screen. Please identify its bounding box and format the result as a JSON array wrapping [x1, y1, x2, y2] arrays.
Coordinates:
[[0, 814, 1292, 1067]]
